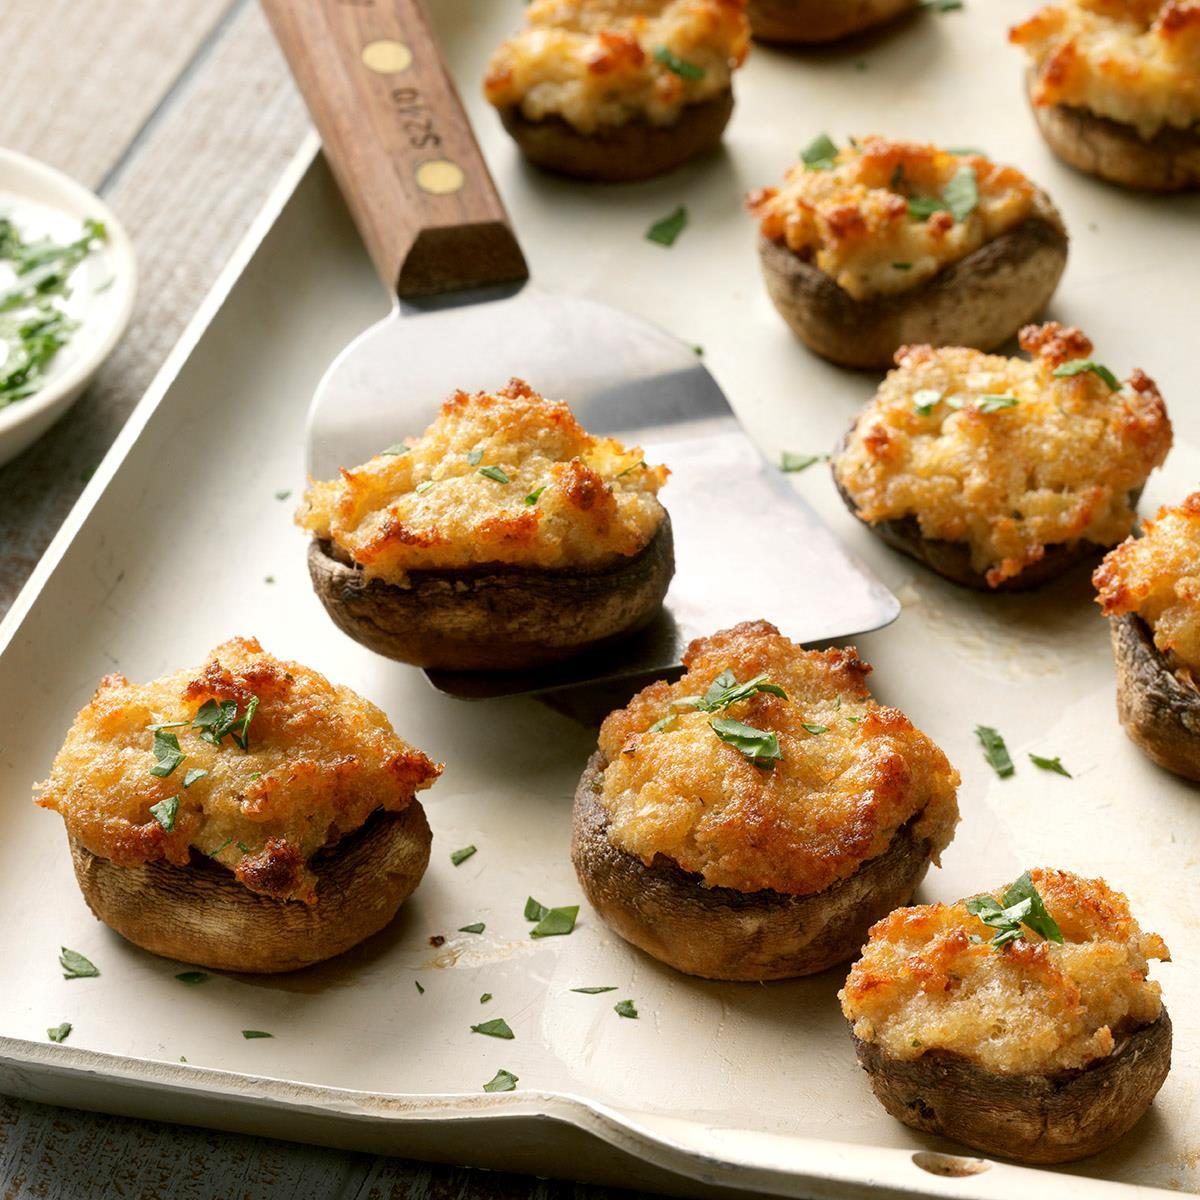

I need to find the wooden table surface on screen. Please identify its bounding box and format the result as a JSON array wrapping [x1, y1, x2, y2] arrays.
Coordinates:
[[0, 4, 754, 1196]]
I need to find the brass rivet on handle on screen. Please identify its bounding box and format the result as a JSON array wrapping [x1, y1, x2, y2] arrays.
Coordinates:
[[361, 39, 413, 74], [415, 159, 465, 195]]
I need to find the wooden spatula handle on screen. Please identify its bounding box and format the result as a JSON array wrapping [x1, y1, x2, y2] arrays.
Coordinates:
[[262, 0, 528, 299]]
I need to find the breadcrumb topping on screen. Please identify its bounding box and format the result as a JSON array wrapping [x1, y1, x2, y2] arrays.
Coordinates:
[[746, 137, 1045, 301], [841, 869, 1170, 1076], [298, 379, 668, 585], [484, 0, 749, 134], [1095, 493, 1200, 676], [833, 323, 1172, 587], [35, 638, 442, 904], [1011, 0, 1200, 138], [595, 620, 959, 896]]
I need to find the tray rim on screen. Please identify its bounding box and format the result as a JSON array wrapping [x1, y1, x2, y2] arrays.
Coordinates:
[[0, 138, 1180, 1200]]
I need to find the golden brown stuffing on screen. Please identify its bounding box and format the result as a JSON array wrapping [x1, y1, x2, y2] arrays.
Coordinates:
[[1095, 493, 1200, 676], [36, 638, 442, 904], [298, 379, 668, 585], [746, 137, 1042, 300], [841, 869, 1170, 1075], [595, 620, 959, 895], [483, 0, 749, 134], [1011, 0, 1200, 138], [834, 323, 1172, 587]]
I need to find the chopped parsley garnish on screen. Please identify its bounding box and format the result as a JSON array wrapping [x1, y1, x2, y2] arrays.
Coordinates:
[[802, 722, 828, 735], [478, 465, 510, 484], [892, 261, 913, 270], [414, 480, 434, 494], [175, 971, 210, 985], [922, 0, 964, 10], [192, 695, 258, 751], [182, 768, 208, 789], [47, 1022, 72, 1043], [653, 46, 704, 80], [149, 795, 179, 833], [381, 443, 409, 456], [524, 897, 549, 922], [682, 668, 789, 713], [59, 948, 99, 979], [480, 993, 492, 1004], [780, 451, 828, 473], [907, 195, 946, 220], [471, 1018, 514, 1040], [947, 394, 1019, 414], [943, 165, 979, 222], [450, 845, 477, 866], [0, 216, 107, 410], [801, 133, 838, 171], [274, 489, 291, 501], [646, 205, 688, 247], [459, 922, 486, 935], [1053, 359, 1120, 391], [207, 837, 234, 858], [617, 460, 647, 477], [1030, 753, 1072, 778], [415, 980, 425, 994], [149, 729, 185, 778], [648, 713, 677, 733], [524, 485, 546, 506], [241, 1030, 273, 1039], [466, 449, 483, 465], [572, 986, 618, 994], [966, 871, 1063, 948], [614, 999, 639, 1019], [913, 388, 942, 416], [530, 906, 579, 938], [975, 725, 1014, 778], [946, 145, 986, 157], [483, 1068, 518, 1092], [710, 717, 781, 767]]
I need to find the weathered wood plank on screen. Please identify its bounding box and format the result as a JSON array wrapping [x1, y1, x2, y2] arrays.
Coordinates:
[[0, 0, 312, 613], [0, 0, 234, 190]]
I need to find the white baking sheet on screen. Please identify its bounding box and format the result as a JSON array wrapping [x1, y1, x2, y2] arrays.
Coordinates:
[[1, 1, 1199, 1195]]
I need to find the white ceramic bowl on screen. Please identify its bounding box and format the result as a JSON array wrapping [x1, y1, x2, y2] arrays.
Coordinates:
[[0, 148, 137, 467]]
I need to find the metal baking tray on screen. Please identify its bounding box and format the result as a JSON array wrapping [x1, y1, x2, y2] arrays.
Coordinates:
[[1, 2, 1198, 1195]]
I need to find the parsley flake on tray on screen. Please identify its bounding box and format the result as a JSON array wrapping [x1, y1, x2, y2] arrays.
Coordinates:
[[975, 725, 1014, 778], [614, 999, 639, 1019], [59, 947, 99, 980], [1030, 753, 1072, 777], [483, 1068, 518, 1093], [450, 845, 477, 866], [471, 1018, 514, 1040], [47, 1022, 72, 1043], [646, 205, 687, 247]]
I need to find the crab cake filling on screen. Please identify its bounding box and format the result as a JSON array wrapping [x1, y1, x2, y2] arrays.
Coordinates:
[[1011, 0, 1200, 140], [1095, 494, 1200, 677], [595, 620, 959, 896], [746, 137, 1043, 300], [834, 322, 1172, 587], [299, 379, 669, 585], [36, 638, 442, 904], [841, 869, 1169, 1076], [484, 0, 750, 134]]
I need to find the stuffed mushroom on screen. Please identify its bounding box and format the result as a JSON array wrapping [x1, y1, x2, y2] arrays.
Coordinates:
[[747, 0, 917, 44], [841, 868, 1172, 1164], [571, 620, 960, 981], [483, 0, 749, 182], [1011, 0, 1200, 191], [746, 136, 1069, 369], [298, 379, 674, 671], [1094, 494, 1200, 779], [832, 322, 1173, 590], [35, 638, 442, 973]]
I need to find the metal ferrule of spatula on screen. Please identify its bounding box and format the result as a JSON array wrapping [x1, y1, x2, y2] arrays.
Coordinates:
[[260, 0, 898, 702]]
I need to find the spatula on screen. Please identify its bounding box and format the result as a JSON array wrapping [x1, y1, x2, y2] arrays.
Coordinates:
[[261, 0, 898, 701]]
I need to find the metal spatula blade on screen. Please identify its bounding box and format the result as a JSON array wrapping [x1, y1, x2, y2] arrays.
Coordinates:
[[264, 0, 898, 700], [308, 285, 898, 698]]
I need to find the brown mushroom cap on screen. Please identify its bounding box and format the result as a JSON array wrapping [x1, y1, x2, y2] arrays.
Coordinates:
[[306, 515, 674, 671], [496, 91, 733, 182], [831, 430, 1138, 592], [68, 803, 432, 974], [1109, 611, 1200, 780], [757, 190, 1067, 370], [571, 750, 938, 980], [747, 0, 917, 43], [851, 1012, 1172, 1164], [1023, 70, 1200, 192]]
